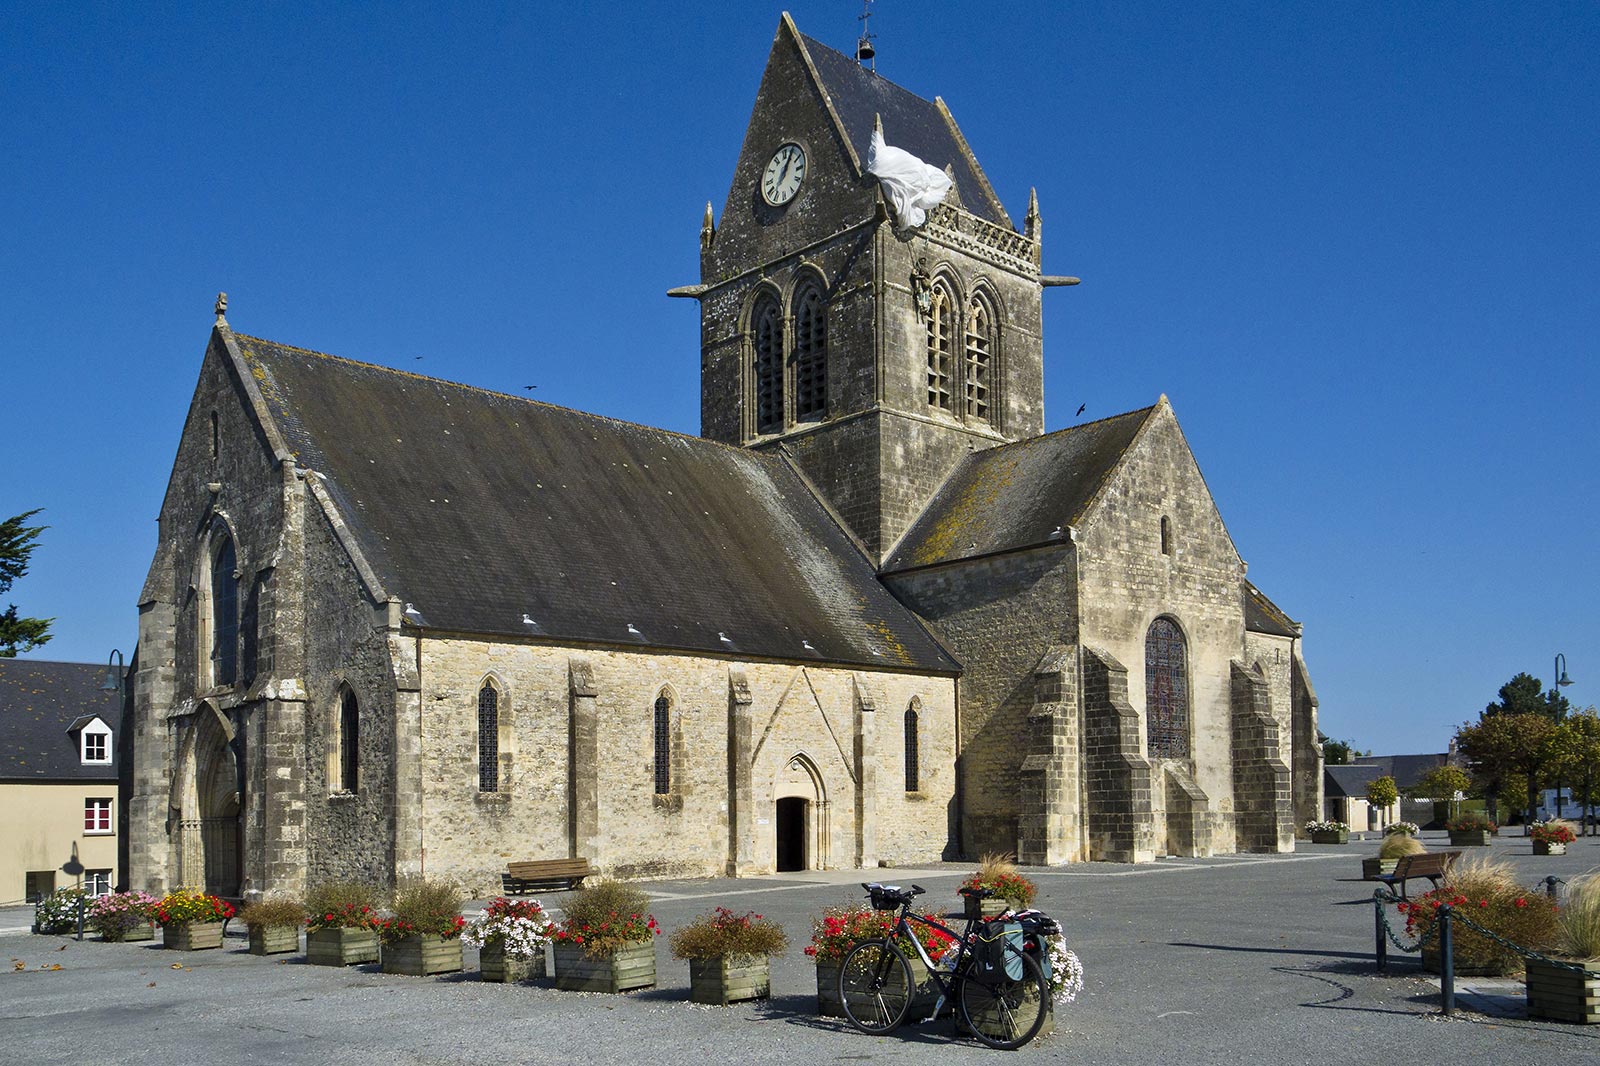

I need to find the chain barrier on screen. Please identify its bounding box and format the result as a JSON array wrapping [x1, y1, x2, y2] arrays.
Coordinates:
[[1371, 888, 1439, 953], [1446, 907, 1593, 974], [1373, 884, 1592, 974]]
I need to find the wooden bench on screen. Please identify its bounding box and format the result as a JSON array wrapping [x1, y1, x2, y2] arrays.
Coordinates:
[[1374, 851, 1460, 899], [502, 858, 593, 894]]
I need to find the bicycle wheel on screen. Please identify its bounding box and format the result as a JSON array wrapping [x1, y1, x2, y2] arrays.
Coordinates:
[[838, 938, 915, 1034], [957, 942, 1050, 1050]]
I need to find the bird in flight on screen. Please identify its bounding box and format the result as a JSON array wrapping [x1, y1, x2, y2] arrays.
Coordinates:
[[523, 385, 537, 390], [1075, 403, 1086, 416]]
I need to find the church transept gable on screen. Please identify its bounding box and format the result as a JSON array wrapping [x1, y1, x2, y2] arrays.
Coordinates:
[[751, 666, 856, 785]]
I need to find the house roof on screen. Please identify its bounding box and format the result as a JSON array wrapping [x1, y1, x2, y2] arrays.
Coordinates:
[[794, 28, 1009, 227], [883, 406, 1155, 572], [232, 331, 957, 674], [1324, 763, 1383, 799], [1244, 580, 1300, 638], [0, 659, 124, 783], [1353, 753, 1450, 790]]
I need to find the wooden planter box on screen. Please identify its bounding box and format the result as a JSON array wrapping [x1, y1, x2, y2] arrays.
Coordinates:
[[163, 921, 224, 951], [1534, 840, 1569, 856], [248, 925, 300, 956], [963, 896, 1015, 920], [306, 926, 380, 966], [1421, 944, 1514, 978], [816, 960, 844, 1017], [553, 940, 655, 993], [689, 954, 771, 1005], [957, 986, 1054, 1040], [1361, 858, 1400, 880], [1526, 957, 1600, 1023], [1450, 830, 1492, 847], [1310, 830, 1349, 845], [103, 920, 157, 943], [382, 933, 464, 976], [480, 941, 546, 982]]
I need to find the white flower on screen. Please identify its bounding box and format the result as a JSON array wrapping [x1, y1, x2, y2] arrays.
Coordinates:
[[461, 913, 553, 960], [1044, 936, 1085, 1004]]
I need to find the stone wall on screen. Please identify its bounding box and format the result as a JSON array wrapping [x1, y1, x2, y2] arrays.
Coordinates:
[[1081, 647, 1156, 863], [1229, 661, 1295, 852]]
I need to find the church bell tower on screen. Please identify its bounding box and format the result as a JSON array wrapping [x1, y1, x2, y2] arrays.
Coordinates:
[[682, 15, 1054, 563]]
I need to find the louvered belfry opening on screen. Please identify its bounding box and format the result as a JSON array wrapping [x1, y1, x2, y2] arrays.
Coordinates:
[[793, 283, 827, 421], [753, 295, 784, 433], [927, 281, 954, 410], [964, 295, 992, 424]]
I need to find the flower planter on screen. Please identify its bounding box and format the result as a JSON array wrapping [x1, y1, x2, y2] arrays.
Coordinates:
[[1361, 858, 1399, 881], [956, 986, 1054, 1040], [816, 960, 845, 1017], [163, 921, 225, 951], [104, 920, 157, 943], [553, 941, 655, 993], [1534, 840, 1569, 856], [1449, 830, 1492, 847], [248, 925, 300, 956], [689, 953, 771, 1005], [1310, 831, 1349, 845], [1526, 957, 1600, 1023], [480, 941, 546, 982], [306, 926, 380, 967], [963, 895, 1015, 921], [382, 933, 464, 976]]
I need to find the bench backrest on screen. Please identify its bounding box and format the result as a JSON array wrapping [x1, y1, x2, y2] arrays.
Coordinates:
[[507, 859, 593, 878], [1393, 850, 1460, 879]]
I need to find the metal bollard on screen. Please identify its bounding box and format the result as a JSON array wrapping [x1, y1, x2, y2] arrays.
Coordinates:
[[1374, 902, 1387, 972], [76, 893, 85, 942], [1546, 875, 1564, 900], [1438, 904, 1454, 1015]]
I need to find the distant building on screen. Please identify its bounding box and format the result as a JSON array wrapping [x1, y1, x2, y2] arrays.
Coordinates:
[[1353, 753, 1452, 827], [0, 659, 127, 903]]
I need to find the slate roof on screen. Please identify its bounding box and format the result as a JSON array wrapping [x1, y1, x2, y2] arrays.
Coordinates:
[[1354, 754, 1450, 790], [1244, 580, 1300, 638], [796, 31, 1009, 228], [883, 406, 1155, 572], [1324, 763, 1383, 800], [232, 333, 956, 673], [0, 659, 123, 782]]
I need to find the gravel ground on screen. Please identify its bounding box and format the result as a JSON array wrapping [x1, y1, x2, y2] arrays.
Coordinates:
[[5, 833, 1600, 1064]]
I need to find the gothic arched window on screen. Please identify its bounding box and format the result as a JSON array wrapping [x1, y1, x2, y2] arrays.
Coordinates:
[[209, 532, 238, 688], [964, 292, 994, 424], [793, 283, 827, 422], [478, 682, 500, 792], [653, 693, 672, 795], [904, 701, 921, 792], [339, 687, 360, 793], [927, 280, 955, 411], [753, 294, 784, 434], [1145, 617, 1190, 758]]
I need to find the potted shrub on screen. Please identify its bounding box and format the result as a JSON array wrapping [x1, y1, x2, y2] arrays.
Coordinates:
[[805, 902, 895, 1017], [1384, 821, 1421, 838], [304, 881, 382, 966], [87, 891, 160, 942], [1531, 820, 1578, 856], [32, 888, 86, 935], [156, 889, 234, 950], [1403, 855, 1560, 976], [379, 879, 466, 976], [549, 879, 660, 993], [959, 854, 1038, 918], [1527, 872, 1600, 1022], [240, 896, 307, 956], [1304, 820, 1350, 845], [1363, 832, 1424, 881], [463, 898, 553, 982], [1447, 813, 1497, 846], [670, 907, 788, 1006]]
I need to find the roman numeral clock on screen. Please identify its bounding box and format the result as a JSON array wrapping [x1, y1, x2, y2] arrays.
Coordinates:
[[761, 142, 807, 206]]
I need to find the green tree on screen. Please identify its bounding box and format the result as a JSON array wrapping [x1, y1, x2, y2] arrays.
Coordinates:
[[1564, 709, 1600, 835], [0, 509, 52, 657], [1455, 712, 1559, 828], [1318, 733, 1367, 765], [1366, 775, 1399, 823], [1484, 671, 1571, 722], [1410, 764, 1471, 823]]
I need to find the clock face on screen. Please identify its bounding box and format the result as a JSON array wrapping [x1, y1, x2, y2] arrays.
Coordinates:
[[761, 143, 807, 206]]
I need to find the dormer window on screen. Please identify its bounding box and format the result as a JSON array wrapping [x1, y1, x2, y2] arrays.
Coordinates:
[[71, 716, 112, 765]]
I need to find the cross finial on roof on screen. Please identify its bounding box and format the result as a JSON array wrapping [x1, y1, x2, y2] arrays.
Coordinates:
[[214, 292, 228, 322]]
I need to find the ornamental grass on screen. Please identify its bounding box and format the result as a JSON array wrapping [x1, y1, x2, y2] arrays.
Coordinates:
[[304, 880, 383, 931], [669, 907, 788, 960], [1559, 873, 1600, 961], [1378, 833, 1426, 861], [551, 878, 660, 958], [378, 878, 466, 943], [1400, 855, 1560, 974], [961, 852, 1038, 909], [239, 896, 308, 931]]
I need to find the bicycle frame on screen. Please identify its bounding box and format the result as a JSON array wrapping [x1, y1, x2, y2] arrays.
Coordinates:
[[882, 905, 987, 1019]]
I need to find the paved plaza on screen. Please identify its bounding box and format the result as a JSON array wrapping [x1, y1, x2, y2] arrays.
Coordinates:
[[6, 834, 1600, 1064]]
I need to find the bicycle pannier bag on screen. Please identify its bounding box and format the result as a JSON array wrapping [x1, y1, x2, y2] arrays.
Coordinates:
[[972, 920, 1025, 984]]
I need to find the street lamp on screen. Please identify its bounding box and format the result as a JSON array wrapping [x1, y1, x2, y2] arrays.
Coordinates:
[[99, 648, 125, 701], [1554, 653, 1574, 820]]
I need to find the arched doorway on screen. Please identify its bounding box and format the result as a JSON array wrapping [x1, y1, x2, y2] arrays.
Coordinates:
[[175, 706, 243, 897], [776, 797, 808, 871]]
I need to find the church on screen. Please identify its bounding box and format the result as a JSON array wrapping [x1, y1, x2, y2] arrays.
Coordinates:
[[128, 14, 1321, 900]]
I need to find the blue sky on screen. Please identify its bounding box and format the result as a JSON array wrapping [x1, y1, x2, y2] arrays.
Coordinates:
[[2, 2, 1595, 754]]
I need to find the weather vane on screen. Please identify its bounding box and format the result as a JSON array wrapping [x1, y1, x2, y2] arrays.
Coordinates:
[[855, 0, 876, 71]]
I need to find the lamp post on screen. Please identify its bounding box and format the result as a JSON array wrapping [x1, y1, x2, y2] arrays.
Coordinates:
[[99, 648, 125, 701], [1554, 654, 1574, 820]]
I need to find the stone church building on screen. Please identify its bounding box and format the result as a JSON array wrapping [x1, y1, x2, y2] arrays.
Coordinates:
[[129, 15, 1320, 899]]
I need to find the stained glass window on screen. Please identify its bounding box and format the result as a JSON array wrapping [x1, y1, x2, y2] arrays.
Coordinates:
[[904, 704, 920, 792], [654, 694, 671, 795], [478, 683, 499, 792], [1145, 617, 1189, 758]]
